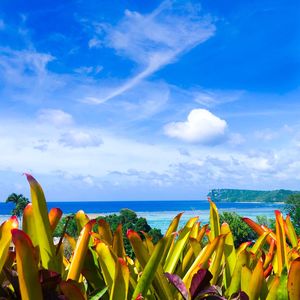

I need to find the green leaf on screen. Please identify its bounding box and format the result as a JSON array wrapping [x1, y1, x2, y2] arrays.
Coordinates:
[[110, 258, 129, 300], [0, 216, 18, 273], [11, 229, 43, 300], [67, 219, 96, 282], [25, 174, 59, 272], [164, 217, 198, 274], [90, 287, 108, 300], [132, 237, 167, 299], [209, 200, 220, 240]]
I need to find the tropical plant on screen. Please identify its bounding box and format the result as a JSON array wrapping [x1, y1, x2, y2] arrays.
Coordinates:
[[284, 193, 300, 234], [5, 193, 30, 218], [220, 212, 257, 247], [54, 209, 162, 258], [1, 175, 300, 299]]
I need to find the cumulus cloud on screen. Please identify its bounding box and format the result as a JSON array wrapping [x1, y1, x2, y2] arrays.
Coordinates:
[[38, 109, 74, 126], [164, 109, 227, 144], [59, 130, 103, 148]]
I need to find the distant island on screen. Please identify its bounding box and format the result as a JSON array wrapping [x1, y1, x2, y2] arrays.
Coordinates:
[[207, 188, 300, 203]]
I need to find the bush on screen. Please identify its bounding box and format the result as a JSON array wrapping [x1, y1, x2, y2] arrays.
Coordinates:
[[220, 211, 257, 247], [54, 208, 163, 258], [285, 193, 300, 234]]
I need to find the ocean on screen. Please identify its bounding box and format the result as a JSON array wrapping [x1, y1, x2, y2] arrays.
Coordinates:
[[0, 200, 283, 233]]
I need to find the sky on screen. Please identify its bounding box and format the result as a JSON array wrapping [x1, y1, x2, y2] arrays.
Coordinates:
[[0, 0, 299, 201]]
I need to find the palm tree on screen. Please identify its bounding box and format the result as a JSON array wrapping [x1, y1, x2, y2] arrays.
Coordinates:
[[6, 193, 30, 218]]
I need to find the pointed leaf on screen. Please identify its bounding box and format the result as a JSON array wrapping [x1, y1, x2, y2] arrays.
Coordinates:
[[227, 250, 250, 297], [75, 210, 90, 235], [285, 214, 297, 248], [190, 269, 213, 299], [209, 200, 220, 240], [164, 273, 188, 300], [248, 260, 264, 300], [110, 258, 129, 300], [242, 217, 274, 244], [48, 208, 63, 232], [250, 231, 270, 255], [288, 258, 300, 300], [275, 210, 288, 275], [128, 230, 173, 299], [67, 219, 96, 281], [113, 224, 125, 258], [95, 241, 116, 291], [11, 229, 43, 300], [183, 235, 222, 287], [209, 234, 226, 285], [98, 219, 113, 245], [266, 276, 280, 300], [0, 216, 18, 273], [22, 203, 38, 246], [132, 237, 167, 299], [221, 223, 236, 288], [25, 174, 58, 271], [164, 217, 198, 273]]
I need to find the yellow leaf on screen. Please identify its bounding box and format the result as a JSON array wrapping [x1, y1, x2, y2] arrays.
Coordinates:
[[209, 200, 220, 240], [67, 219, 96, 282], [0, 216, 18, 273], [25, 174, 59, 271], [164, 217, 198, 273], [113, 224, 126, 258], [98, 219, 113, 245], [275, 210, 288, 275], [95, 241, 116, 291], [48, 207, 63, 232], [248, 260, 264, 300], [288, 258, 300, 300], [11, 229, 43, 300], [110, 258, 129, 300]]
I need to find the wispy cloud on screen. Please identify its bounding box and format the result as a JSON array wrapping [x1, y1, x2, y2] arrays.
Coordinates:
[[87, 1, 215, 103], [59, 130, 103, 148], [38, 109, 74, 126]]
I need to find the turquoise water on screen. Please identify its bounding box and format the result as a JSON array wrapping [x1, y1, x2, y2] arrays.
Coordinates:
[[0, 200, 283, 233]]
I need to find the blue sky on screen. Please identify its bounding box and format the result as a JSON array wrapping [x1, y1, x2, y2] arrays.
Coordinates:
[[0, 0, 299, 201]]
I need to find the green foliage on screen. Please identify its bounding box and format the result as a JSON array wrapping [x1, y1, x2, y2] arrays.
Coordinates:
[[256, 215, 276, 230], [54, 208, 163, 258], [54, 214, 77, 237], [98, 209, 162, 257], [220, 211, 257, 247], [208, 188, 299, 202], [284, 194, 300, 234], [5, 193, 30, 218]]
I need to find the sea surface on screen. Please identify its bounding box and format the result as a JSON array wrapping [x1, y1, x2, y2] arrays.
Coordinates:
[[0, 200, 284, 233]]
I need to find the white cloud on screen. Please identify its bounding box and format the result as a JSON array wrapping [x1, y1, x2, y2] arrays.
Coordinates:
[[59, 130, 103, 148], [88, 1, 215, 102], [38, 109, 74, 126], [164, 109, 227, 144]]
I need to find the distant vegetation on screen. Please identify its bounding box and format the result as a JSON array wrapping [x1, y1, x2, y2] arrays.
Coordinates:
[[208, 188, 300, 202], [54, 208, 162, 258]]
